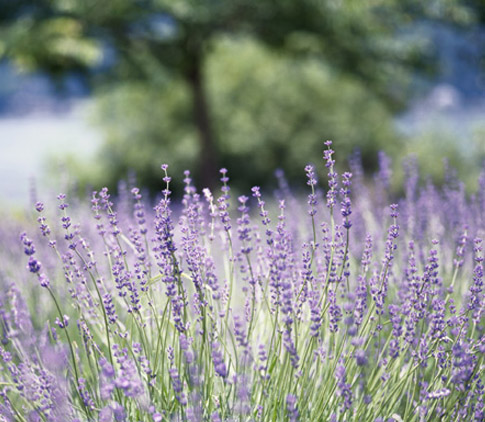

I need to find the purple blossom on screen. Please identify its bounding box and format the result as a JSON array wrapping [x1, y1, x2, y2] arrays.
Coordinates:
[[328, 290, 342, 333], [305, 164, 317, 217], [237, 195, 253, 255], [468, 238, 483, 314], [113, 345, 145, 399], [78, 378, 95, 411], [375, 151, 392, 192], [324, 140, 338, 209], [218, 168, 231, 231], [20, 232, 36, 256], [169, 370, 186, 406], [211, 411, 222, 422], [340, 172, 352, 229], [211, 341, 227, 378], [55, 315, 69, 329], [3, 145, 485, 421], [355, 349, 367, 366], [27, 256, 42, 274], [286, 394, 299, 422], [335, 363, 352, 410]]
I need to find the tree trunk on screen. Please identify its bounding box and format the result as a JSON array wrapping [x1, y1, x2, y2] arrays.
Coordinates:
[[186, 52, 218, 190]]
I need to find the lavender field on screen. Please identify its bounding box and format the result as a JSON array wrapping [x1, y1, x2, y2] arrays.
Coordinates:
[[0, 142, 483, 421]]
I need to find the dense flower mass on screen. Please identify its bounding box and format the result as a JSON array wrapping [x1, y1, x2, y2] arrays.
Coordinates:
[[0, 142, 484, 421]]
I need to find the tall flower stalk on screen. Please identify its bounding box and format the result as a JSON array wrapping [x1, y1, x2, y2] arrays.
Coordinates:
[[0, 143, 483, 421]]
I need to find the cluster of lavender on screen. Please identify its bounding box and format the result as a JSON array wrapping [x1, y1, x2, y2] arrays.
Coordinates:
[[0, 141, 484, 421]]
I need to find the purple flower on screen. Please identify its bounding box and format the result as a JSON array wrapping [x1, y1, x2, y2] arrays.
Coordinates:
[[100, 357, 115, 378], [237, 195, 253, 255], [211, 341, 227, 378], [305, 164, 318, 217], [35, 201, 44, 213], [453, 226, 468, 269], [309, 292, 322, 337], [169, 367, 186, 405], [5, 144, 485, 421], [286, 394, 299, 422], [103, 292, 118, 324], [38, 273, 49, 288], [467, 238, 483, 315], [375, 151, 392, 192], [99, 406, 112, 422], [27, 256, 42, 274], [55, 315, 69, 329], [113, 345, 145, 398], [111, 402, 126, 421], [324, 140, 338, 209], [78, 378, 95, 411], [328, 290, 342, 333], [20, 232, 36, 256], [211, 411, 222, 422], [340, 172, 352, 229], [355, 349, 367, 366], [335, 363, 352, 410]]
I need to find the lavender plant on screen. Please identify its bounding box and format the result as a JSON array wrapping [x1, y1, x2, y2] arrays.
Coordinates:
[[0, 141, 483, 422]]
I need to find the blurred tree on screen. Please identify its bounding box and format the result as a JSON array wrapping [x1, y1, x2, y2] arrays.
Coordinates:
[[90, 38, 398, 194], [0, 0, 479, 191]]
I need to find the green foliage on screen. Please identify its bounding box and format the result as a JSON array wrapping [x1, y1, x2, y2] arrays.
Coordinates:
[[86, 37, 398, 193], [1, 0, 482, 193], [0, 13, 101, 75], [92, 80, 197, 194], [209, 39, 399, 180], [391, 128, 485, 193]]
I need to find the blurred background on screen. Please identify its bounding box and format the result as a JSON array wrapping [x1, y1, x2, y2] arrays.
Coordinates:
[[1, 0, 485, 206]]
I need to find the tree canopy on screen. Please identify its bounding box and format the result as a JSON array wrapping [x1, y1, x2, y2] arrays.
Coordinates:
[[0, 0, 481, 193]]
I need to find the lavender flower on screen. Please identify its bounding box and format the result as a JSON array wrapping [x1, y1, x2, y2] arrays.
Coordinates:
[[340, 172, 352, 229], [468, 238, 483, 315], [211, 341, 227, 378], [20, 232, 49, 287], [324, 140, 338, 209], [2, 146, 484, 422], [305, 164, 317, 217], [286, 394, 299, 422], [335, 363, 352, 410]]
